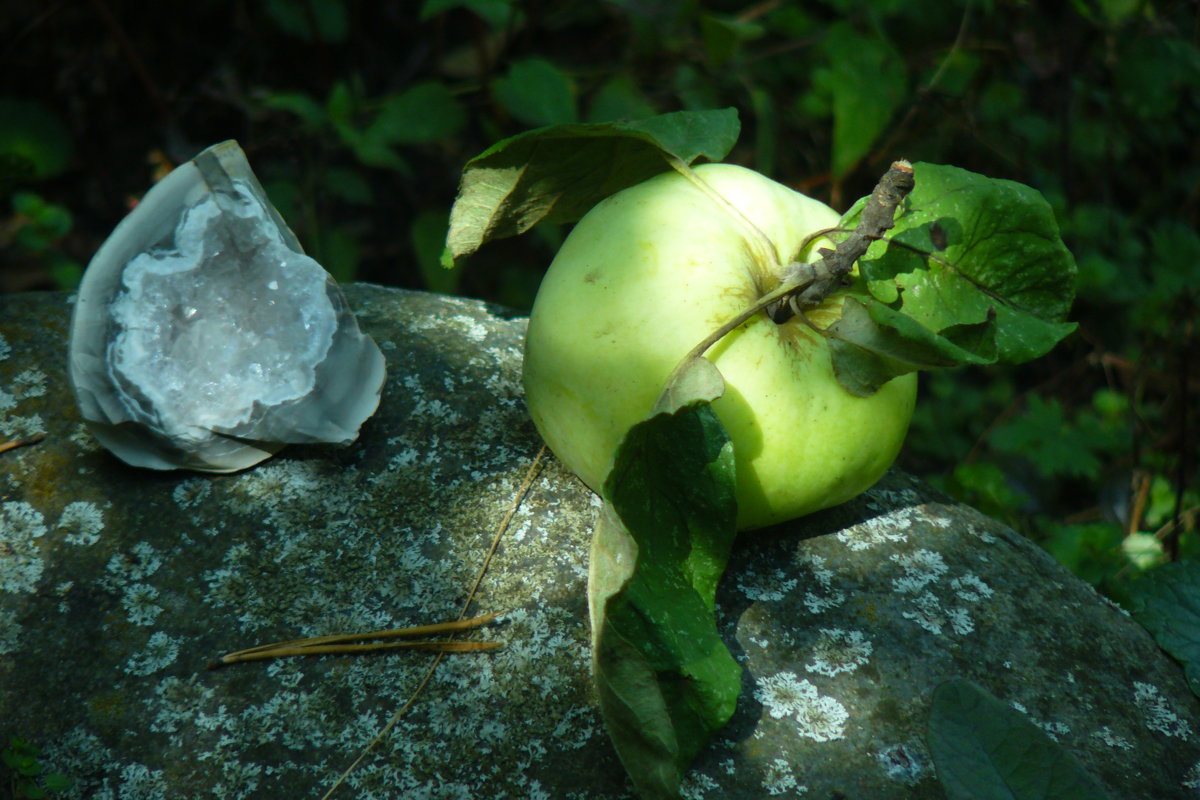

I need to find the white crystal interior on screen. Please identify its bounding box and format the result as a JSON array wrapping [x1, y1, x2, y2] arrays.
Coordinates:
[[107, 179, 336, 442]]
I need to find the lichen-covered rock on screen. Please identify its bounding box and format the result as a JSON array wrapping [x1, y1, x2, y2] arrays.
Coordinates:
[[1, 285, 1198, 799]]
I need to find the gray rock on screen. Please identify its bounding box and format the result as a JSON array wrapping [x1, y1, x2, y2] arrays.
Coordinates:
[[1, 284, 1197, 799]]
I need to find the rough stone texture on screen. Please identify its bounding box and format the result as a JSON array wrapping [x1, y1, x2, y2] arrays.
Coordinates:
[[2, 284, 1199, 799]]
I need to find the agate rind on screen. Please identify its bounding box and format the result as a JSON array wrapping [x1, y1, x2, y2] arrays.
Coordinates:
[[69, 140, 386, 472]]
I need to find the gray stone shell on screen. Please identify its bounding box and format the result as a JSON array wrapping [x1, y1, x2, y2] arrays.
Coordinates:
[[2, 286, 1200, 799], [67, 141, 385, 472]]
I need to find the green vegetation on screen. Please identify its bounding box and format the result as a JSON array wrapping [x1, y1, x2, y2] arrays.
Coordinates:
[[1, 737, 71, 799], [0, 0, 1196, 598]]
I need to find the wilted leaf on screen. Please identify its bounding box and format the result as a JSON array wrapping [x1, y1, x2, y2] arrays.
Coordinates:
[[928, 678, 1112, 800], [824, 295, 996, 396], [590, 401, 740, 800], [846, 162, 1077, 364], [442, 108, 739, 267], [1126, 561, 1200, 697]]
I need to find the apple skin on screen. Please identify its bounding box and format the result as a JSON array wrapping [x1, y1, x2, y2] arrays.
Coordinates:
[[523, 163, 916, 530]]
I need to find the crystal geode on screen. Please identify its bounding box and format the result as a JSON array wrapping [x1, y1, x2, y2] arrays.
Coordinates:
[[69, 141, 386, 472]]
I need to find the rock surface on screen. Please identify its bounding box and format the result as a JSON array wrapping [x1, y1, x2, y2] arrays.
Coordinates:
[[1, 284, 1198, 799]]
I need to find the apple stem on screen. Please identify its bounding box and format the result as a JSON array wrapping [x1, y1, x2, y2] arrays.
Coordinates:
[[773, 160, 915, 322]]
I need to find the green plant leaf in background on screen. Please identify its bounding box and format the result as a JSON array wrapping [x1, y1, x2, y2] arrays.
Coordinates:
[[821, 22, 907, 179], [441, 108, 739, 266], [589, 400, 740, 800], [368, 82, 467, 145], [928, 678, 1112, 800], [0, 98, 72, 181], [1126, 561, 1200, 697], [847, 162, 1078, 365], [492, 58, 578, 127], [266, 0, 348, 43]]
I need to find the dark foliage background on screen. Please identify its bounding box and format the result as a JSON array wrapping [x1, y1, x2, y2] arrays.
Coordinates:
[[1, 0, 1197, 600]]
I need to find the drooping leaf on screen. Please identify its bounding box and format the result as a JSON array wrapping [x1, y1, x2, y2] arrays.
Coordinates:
[[928, 678, 1112, 800], [1126, 561, 1200, 697], [844, 162, 1078, 365], [442, 108, 739, 267], [823, 294, 996, 396], [589, 400, 741, 800]]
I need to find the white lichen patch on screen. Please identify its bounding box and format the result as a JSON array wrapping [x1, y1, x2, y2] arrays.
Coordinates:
[[1183, 760, 1200, 789], [804, 629, 873, 677], [59, 501, 105, 546], [755, 671, 848, 742], [763, 758, 807, 796], [0, 413, 45, 439], [121, 583, 164, 626], [836, 506, 916, 551], [125, 632, 180, 675], [890, 549, 948, 593], [172, 478, 212, 510], [950, 573, 994, 602], [900, 591, 953, 636], [1134, 681, 1194, 739], [0, 388, 14, 414], [738, 566, 799, 602], [1092, 726, 1134, 750], [103, 541, 164, 588], [11, 368, 47, 398], [793, 553, 846, 615], [1, 500, 47, 593], [0, 333, 10, 360]]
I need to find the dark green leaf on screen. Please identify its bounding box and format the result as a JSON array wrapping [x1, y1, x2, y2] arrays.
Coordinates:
[[847, 162, 1078, 364], [0, 98, 72, 180], [262, 91, 326, 128], [411, 209, 460, 295], [493, 58, 578, 127], [369, 82, 466, 145], [822, 23, 907, 178], [590, 401, 740, 800], [1127, 561, 1200, 696], [265, 0, 348, 42], [929, 678, 1112, 800], [824, 295, 996, 396], [321, 166, 373, 205], [419, 0, 514, 27], [587, 75, 657, 123], [442, 108, 739, 266]]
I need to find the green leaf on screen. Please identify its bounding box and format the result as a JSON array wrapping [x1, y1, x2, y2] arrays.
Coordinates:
[[419, 0, 515, 27], [587, 75, 657, 123], [442, 108, 739, 267], [493, 58, 578, 127], [1127, 561, 1200, 696], [824, 295, 996, 396], [928, 678, 1112, 800], [262, 91, 327, 128], [368, 82, 466, 145], [822, 23, 907, 178], [847, 162, 1078, 365], [265, 0, 348, 42], [0, 98, 72, 180], [411, 209, 460, 295], [989, 396, 1106, 480], [590, 401, 741, 800]]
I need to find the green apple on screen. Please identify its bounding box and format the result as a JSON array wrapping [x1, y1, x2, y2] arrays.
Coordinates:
[[523, 163, 917, 530]]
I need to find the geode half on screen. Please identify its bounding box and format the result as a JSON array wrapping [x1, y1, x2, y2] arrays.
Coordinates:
[[68, 140, 386, 472]]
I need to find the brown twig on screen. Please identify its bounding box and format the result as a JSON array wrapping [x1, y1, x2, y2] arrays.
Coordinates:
[[769, 160, 915, 322], [0, 434, 45, 455], [207, 612, 504, 669]]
